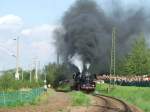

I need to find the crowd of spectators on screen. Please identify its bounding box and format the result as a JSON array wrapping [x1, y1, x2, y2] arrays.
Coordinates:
[[97, 75, 150, 87]]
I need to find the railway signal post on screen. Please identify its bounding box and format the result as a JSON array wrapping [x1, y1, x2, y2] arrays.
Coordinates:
[[109, 27, 116, 91]]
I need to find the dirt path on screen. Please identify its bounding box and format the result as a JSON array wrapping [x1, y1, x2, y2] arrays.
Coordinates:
[[0, 90, 143, 112]]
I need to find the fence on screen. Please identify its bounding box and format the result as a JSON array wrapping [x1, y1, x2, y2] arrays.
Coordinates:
[[0, 87, 44, 106]]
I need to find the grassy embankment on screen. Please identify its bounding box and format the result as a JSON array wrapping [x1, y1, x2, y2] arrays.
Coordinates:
[[70, 91, 91, 106], [95, 83, 150, 112], [57, 83, 91, 106]]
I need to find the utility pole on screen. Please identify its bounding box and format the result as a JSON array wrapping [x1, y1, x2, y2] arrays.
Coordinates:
[[22, 69, 23, 80], [57, 51, 59, 65], [15, 37, 20, 80], [109, 27, 116, 89], [33, 57, 38, 82], [29, 64, 32, 82], [35, 61, 38, 82], [30, 71, 32, 82]]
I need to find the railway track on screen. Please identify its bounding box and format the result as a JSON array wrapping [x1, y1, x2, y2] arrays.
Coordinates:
[[55, 89, 142, 112], [93, 94, 133, 112]]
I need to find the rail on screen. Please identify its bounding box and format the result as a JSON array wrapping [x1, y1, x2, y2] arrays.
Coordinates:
[[93, 94, 132, 112]]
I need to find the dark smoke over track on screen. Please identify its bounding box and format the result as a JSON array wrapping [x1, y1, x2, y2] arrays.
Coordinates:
[[54, 0, 150, 74]]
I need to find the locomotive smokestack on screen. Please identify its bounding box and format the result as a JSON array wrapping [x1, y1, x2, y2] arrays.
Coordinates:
[[86, 63, 90, 70], [70, 54, 83, 73]]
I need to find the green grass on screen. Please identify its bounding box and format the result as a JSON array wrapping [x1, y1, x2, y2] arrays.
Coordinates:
[[95, 83, 150, 112], [57, 84, 71, 92], [70, 91, 91, 106], [33, 89, 54, 105]]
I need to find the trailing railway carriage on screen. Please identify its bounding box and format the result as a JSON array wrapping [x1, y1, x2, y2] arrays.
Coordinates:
[[72, 71, 96, 92]]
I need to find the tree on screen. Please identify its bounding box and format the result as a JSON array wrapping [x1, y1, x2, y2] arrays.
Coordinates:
[[43, 63, 57, 85], [118, 34, 150, 75], [43, 63, 71, 87]]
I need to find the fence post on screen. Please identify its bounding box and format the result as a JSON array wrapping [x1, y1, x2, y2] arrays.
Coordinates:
[[3, 91, 6, 106], [37, 88, 38, 96], [20, 91, 22, 103], [38, 88, 39, 96]]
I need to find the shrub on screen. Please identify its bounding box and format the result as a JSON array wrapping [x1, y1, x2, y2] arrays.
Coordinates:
[[43, 63, 72, 88], [0, 73, 43, 91]]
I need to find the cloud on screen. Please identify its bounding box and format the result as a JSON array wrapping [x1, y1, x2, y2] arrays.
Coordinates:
[[0, 14, 57, 70], [21, 24, 56, 35], [0, 14, 22, 25], [21, 24, 57, 41], [0, 39, 16, 55], [31, 41, 53, 55], [0, 14, 23, 30], [20, 24, 58, 67], [30, 40, 56, 63]]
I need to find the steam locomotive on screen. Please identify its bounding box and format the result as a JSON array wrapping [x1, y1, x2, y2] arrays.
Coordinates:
[[72, 71, 96, 92]]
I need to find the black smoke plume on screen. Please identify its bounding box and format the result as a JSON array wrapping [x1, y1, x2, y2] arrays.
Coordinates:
[[54, 0, 150, 74]]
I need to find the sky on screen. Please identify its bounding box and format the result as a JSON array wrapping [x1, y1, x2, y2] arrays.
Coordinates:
[[0, 0, 149, 71], [0, 0, 76, 70]]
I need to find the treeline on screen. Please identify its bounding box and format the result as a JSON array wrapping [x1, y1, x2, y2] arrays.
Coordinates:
[[0, 69, 43, 91], [0, 64, 72, 91], [117, 34, 150, 76]]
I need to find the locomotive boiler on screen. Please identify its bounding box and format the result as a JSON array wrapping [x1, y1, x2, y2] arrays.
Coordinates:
[[72, 71, 96, 92]]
